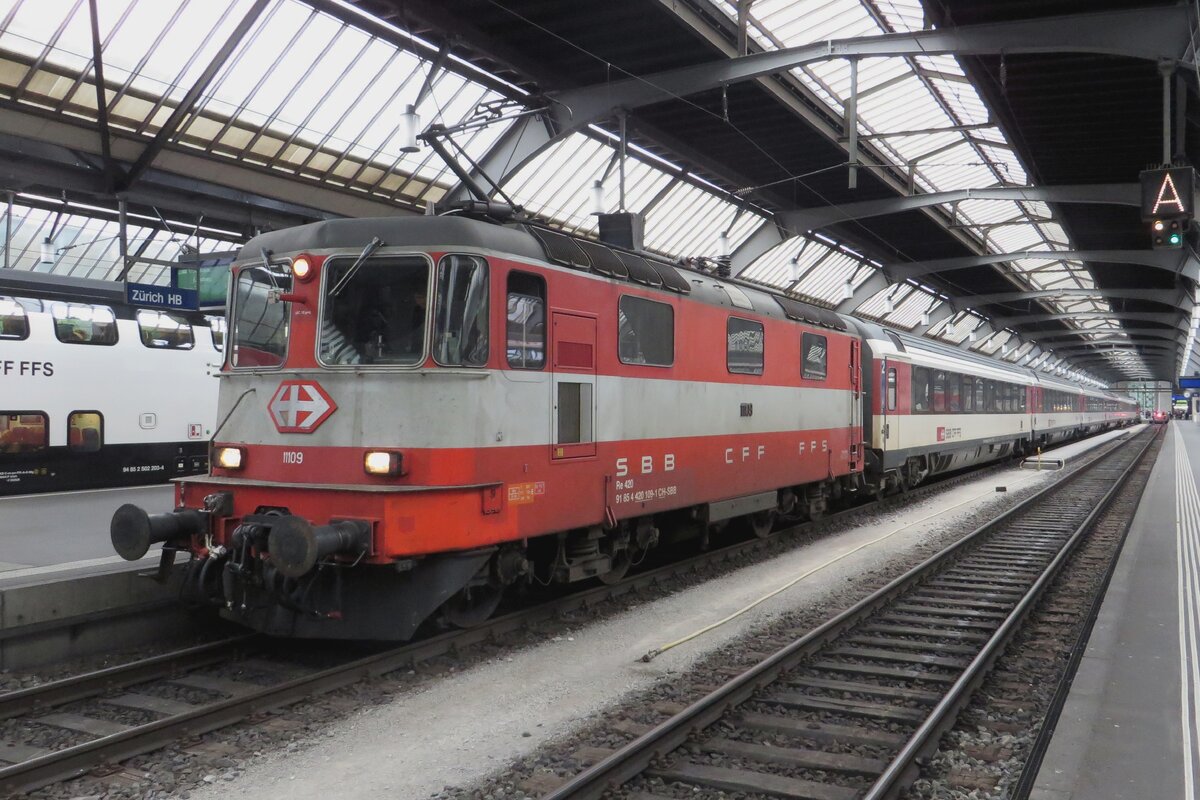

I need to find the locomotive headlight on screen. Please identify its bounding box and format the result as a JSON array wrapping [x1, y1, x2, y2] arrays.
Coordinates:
[[215, 446, 245, 470], [291, 257, 313, 282], [364, 450, 403, 476]]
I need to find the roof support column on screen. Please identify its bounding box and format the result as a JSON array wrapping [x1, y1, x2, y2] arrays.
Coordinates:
[[846, 57, 858, 190], [3, 190, 12, 269]]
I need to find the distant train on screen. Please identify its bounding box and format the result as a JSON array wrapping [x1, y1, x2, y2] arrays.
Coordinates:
[[109, 216, 1137, 639], [0, 271, 219, 496]]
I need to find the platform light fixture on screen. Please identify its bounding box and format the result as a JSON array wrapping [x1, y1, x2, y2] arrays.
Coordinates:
[[968, 327, 977, 342], [840, 279, 854, 301], [590, 180, 605, 216], [920, 310, 931, 326], [399, 104, 421, 153], [717, 231, 731, 259], [39, 237, 54, 265], [789, 256, 801, 282]]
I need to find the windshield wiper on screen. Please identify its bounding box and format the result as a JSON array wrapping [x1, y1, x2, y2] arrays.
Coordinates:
[[330, 237, 383, 297]]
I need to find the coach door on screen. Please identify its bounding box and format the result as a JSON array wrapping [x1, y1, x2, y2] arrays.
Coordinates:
[[551, 312, 597, 460]]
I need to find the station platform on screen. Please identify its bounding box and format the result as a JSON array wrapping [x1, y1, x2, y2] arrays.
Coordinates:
[[1032, 421, 1198, 799], [0, 484, 172, 580]]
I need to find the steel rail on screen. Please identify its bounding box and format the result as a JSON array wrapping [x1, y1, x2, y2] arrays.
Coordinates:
[[539, 426, 1158, 800], [0, 430, 1135, 795], [0, 635, 259, 721]]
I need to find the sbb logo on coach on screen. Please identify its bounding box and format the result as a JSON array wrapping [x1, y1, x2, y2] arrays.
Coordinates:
[[0, 361, 53, 376]]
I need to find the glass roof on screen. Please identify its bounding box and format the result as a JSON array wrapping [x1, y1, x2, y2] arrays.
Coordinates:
[[2, 197, 240, 282], [709, 0, 1126, 381]]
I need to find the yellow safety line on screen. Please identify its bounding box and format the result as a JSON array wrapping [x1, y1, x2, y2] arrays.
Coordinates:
[[639, 471, 1045, 662]]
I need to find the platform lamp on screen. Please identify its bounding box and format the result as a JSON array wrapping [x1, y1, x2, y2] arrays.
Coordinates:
[[788, 255, 801, 283], [716, 231, 731, 278], [38, 236, 55, 265], [841, 264, 860, 301], [399, 104, 421, 153], [967, 325, 977, 343], [590, 180, 605, 216]]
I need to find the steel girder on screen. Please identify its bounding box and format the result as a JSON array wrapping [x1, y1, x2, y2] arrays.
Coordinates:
[[548, 6, 1192, 137]]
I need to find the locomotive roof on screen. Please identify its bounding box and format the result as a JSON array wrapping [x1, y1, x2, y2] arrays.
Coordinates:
[[240, 215, 848, 332]]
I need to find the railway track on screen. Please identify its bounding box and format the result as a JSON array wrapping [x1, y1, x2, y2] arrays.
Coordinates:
[[0, 431, 1136, 796], [539, 425, 1159, 800]]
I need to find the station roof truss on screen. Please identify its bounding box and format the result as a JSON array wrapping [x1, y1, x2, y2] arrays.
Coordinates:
[[0, 0, 1197, 385]]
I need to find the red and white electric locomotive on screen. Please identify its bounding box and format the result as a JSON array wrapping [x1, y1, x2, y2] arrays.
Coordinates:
[[111, 217, 867, 639]]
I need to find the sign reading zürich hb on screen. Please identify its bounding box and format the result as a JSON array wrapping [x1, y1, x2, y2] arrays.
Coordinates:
[[1140, 166, 1195, 220]]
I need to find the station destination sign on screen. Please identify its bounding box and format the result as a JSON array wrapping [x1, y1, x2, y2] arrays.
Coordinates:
[[1140, 166, 1195, 221], [125, 281, 199, 311]]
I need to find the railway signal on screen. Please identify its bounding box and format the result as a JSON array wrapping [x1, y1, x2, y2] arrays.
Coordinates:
[[1141, 166, 1195, 249]]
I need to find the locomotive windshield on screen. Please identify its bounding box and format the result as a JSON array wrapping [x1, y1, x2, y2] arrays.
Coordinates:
[[320, 255, 429, 366], [231, 263, 291, 368]]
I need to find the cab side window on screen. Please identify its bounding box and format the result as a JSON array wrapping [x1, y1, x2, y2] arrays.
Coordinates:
[[506, 271, 546, 370], [727, 317, 764, 375], [801, 333, 827, 380]]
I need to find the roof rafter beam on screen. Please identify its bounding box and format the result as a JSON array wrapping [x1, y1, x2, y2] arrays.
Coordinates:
[[961, 287, 1189, 309], [998, 310, 1189, 329], [550, 5, 1192, 135], [840, 121, 995, 141], [120, 0, 269, 192], [883, 248, 1197, 282], [774, 184, 1138, 237]]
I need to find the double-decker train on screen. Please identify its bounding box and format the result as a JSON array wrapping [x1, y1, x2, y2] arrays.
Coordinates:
[[110, 216, 1137, 639], [0, 271, 219, 496]]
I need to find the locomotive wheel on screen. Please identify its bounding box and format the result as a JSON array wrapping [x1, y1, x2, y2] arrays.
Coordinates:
[[598, 550, 632, 585], [441, 584, 503, 629], [748, 510, 775, 539]]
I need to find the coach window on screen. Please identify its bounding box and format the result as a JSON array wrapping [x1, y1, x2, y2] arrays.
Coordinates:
[[974, 378, 984, 412], [912, 367, 931, 412], [67, 411, 102, 453], [948, 373, 962, 413], [727, 317, 764, 375], [0, 413, 47, 454], [434, 254, 489, 367], [618, 296, 674, 366], [932, 370, 946, 413], [963, 377, 974, 412], [0, 296, 28, 340], [206, 316, 226, 351], [801, 333, 827, 380], [886, 368, 897, 410], [51, 302, 117, 345], [507, 271, 545, 369], [136, 309, 194, 349]]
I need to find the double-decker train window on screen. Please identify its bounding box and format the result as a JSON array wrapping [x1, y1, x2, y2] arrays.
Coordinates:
[[618, 296, 673, 366], [506, 271, 545, 370], [801, 333, 827, 380], [232, 264, 291, 368], [727, 317, 764, 375], [0, 413, 47, 454], [321, 255, 429, 367], [136, 309, 194, 349], [68, 411, 102, 453], [434, 255, 489, 367], [51, 302, 117, 345], [0, 296, 29, 340]]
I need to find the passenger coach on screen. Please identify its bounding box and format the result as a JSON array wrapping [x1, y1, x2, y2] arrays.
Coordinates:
[[0, 271, 219, 495]]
